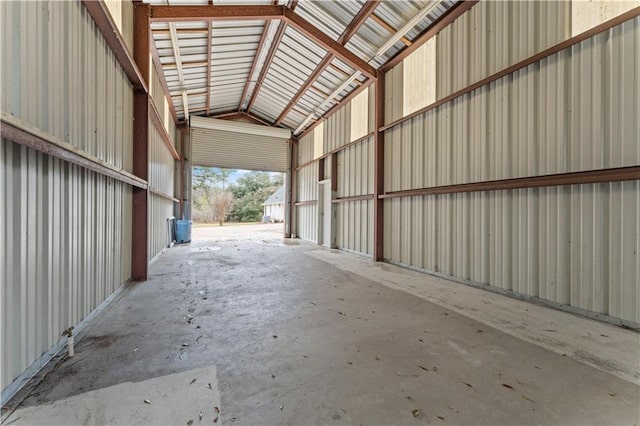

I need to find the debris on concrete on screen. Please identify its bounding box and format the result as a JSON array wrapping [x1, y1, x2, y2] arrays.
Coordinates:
[[144, 399, 151, 404]]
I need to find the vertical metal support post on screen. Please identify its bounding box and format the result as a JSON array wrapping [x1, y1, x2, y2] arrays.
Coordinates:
[[289, 137, 298, 239], [330, 154, 338, 192], [132, 3, 150, 281], [373, 72, 385, 261]]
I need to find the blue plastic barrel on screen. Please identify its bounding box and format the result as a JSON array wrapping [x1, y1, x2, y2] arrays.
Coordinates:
[[175, 220, 192, 243]]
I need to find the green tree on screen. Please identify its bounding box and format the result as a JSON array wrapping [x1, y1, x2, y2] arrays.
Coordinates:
[[229, 172, 284, 222], [192, 167, 236, 223]]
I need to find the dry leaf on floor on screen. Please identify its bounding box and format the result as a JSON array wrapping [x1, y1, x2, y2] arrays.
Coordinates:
[[412, 409, 421, 418], [144, 399, 151, 404], [214, 406, 220, 414], [190, 378, 197, 385], [501, 384, 513, 389], [187, 420, 193, 426]]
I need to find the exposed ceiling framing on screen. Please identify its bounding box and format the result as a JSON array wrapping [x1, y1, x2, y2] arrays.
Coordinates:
[[145, 0, 459, 133]]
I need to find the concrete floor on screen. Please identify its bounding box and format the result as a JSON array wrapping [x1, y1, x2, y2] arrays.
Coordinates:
[[4, 223, 640, 425]]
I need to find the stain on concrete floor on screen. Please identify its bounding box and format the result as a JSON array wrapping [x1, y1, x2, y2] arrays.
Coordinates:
[[4, 225, 639, 425]]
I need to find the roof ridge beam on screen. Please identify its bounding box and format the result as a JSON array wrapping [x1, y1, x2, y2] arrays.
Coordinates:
[[149, 5, 287, 22]]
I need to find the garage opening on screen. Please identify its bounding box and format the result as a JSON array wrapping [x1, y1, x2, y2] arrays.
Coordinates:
[[188, 116, 292, 241]]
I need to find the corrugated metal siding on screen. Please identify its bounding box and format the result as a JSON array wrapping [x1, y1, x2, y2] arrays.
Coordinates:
[[148, 124, 176, 260], [1, 140, 133, 391], [297, 131, 315, 164], [386, 19, 640, 188], [336, 137, 374, 255], [149, 194, 174, 261], [149, 64, 176, 146], [104, 0, 134, 54], [1, 0, 136, 394], [1, 0, 134, 173], [381, 14, 640, 323], [149, 124, 176, 196], [295, 163, 318, 243], [384, 182, 640, 324], [436, 1, 570, 98], [325, 103, 350, 152]]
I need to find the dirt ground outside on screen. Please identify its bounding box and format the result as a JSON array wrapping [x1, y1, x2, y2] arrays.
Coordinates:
[[192, 222, 284, 241]]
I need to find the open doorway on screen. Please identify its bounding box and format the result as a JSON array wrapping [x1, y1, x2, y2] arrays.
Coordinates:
[[190, 167, 285, 241]]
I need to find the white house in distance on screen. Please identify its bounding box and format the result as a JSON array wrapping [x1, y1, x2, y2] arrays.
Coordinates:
[[263, 185, 285, 223]]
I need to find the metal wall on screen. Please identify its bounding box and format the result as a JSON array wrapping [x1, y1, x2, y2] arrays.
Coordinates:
[[0, 141, 133, 393], [296, 137, 318, 243], [149, 123, 176, 261], [104, 0, 134, 54], [382, 10, 640, 323], [296, 87, 375, 254], [336, 138, 374, 255], [1, 0, 134, 173], [0, 0, 137, 395]]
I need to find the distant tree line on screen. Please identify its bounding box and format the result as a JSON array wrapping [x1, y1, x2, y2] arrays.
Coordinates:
[[192, 167, 284, 225]]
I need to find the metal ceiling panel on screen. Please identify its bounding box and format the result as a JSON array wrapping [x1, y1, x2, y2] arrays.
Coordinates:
[[147, 0, 459, 125]]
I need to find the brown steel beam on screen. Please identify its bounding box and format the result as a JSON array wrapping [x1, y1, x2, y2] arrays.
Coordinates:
[[381, 0, 478, 72], [1, 117, 146, 189], [274, 1, 378, 125], [373, 74, 384, 261], [370, 13, 412, 46], [289, 137, 298, 237], [132, 3, 151, 281], [318, 158, 326, 181], [380, 4, 640, 132], [149, 187, 180, 203], [205, 22, 213, 116], [273, 54, 334, 125], [337, 1, 379, 44], [283, 8, 376, 80], [246, 21, 288, 113], [379, 167, 640, 199], [239, 18, 272, 111], [82, 0, 147, 92], [295, 200, 318, 206], [331, 194, 374, 203], [149, 5, 286, 22], [150, 42, 179, 124], [330, 154, 338, 192]]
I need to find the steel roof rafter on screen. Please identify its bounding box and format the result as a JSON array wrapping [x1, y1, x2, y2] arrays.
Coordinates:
[[205, 22, 213, 116], [238, 0, 281, 113], [273, 1, 379, 125], [245, 21, 288, 114], [149, 5, 376, 80], [168, 22, 189, 118]]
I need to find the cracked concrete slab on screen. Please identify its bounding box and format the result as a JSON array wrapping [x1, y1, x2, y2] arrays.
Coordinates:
[[5, 224, 639, 425]]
